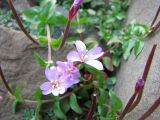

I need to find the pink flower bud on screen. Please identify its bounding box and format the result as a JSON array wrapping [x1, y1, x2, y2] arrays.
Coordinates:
[[135, 78, 144, 93], [68, 0, 83, 21], [0, 96, 3, 101]]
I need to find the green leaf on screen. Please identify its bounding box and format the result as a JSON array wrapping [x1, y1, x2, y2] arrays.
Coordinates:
[[134, 40, 144, 57], [34, 52, 47, 67], [109, 90, 123, 111], [34, 88, 42, 101], [112, 55, 120, 67], [14, 86, 23, 101], [54, 102, 67, 120], [12, 100, 19, 113], [35, 101, 42, 120], [106, 77, 116, 89], [69, 94, 83, 114], [50, 38, 61, 48], [60, 99, 70, 114], [123, 40, 135, 60], [102, 57, 114, 71]]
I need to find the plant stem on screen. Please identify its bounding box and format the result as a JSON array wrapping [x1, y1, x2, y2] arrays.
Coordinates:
[[118, 93, 137, 120], [138, 96, 160, 120], [9, 84, 85, 104], [98, 44, 119, 61], [127, 44, 157, 112], [85, 88, 97, 120], [59, 20, 71, 49], [151, 5, 160, 27], [46, 25, 52, 61], [0, 65, 13, 95], [76, 13, 84, 41], [7, 0, 39, 45]]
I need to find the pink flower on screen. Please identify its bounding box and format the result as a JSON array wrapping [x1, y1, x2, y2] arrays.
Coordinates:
[[0, 96, 3, 101], [67, 40, 104, 70], [40, 64, 80, 96], [68, 0, 84, 21]]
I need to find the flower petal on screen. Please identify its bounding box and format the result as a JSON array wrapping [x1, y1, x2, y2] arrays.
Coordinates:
[[75, 40, 87, 54], [86, 47, 104, 60], [40, 82, 52, 91], [45, 67, 59, 81], [85, 60, 104, 70], [42, 89, 52, 95], [67, 51, 81, 62]]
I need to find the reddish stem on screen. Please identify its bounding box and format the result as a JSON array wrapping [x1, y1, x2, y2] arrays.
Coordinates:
[[138, 96, 160, 120], [128, 44, 157, 112], [7, 0, 39, 45], [98, 44, 118, 61], [85, 88, 97, 120], [0, 65, 13, 95], [151, 5, 160, 27], [59, 21, 71, 49]]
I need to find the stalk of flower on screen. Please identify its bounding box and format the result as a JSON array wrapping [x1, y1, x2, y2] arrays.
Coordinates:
[[118, 78, 144, 120], [59, 0, 84, 49], [67, 40, 104, 70], [46, 25, 52, 62]]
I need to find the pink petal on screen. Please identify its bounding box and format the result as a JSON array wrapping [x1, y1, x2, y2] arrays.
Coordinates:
[[85, 60, 104, 70], [75, 40, 87, 54], [45, 67, 59, 81], [42, 89, 52, 95], [40, 82, 52, 91], [86, 47, 104, 60], [67, 51, 81, 62]]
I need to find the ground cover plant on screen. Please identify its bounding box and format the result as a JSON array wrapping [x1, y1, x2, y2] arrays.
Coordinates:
[[0, 0, 160, 120]]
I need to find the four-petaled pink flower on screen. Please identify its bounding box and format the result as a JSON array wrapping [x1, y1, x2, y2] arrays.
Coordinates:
[[67, 40, 104, 70], [68, 0, 84, 21], [40, 66, 80, 96]]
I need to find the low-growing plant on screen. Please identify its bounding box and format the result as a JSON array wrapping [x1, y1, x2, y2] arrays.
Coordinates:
[[0, 0, 160, 120]]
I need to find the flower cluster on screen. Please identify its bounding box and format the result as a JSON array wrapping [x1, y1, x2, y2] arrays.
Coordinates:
[[40, 40, 104, 96]]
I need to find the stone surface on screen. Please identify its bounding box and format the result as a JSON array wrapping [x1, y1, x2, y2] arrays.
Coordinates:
[[14, 0, 30, 13], [115, 0, 160, 120], [0, 26, 73, 120]]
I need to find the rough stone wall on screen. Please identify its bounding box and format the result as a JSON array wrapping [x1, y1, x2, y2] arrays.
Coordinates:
[[115, 0, 160, 120]]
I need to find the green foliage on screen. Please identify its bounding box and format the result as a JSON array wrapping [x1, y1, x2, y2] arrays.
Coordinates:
[[23, 0, 67, 36], [69, 93, 83, 114], [109, 90, 123, 112], [102, 57, 114, 71], [12, 86, 23, 113], [53, 101, 67, 119], [34, 52, 48, 67], [22, 108, 35, 120]]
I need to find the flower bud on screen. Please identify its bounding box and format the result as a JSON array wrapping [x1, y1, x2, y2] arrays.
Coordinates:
[[68, 0, 83, 21], [0, 96, 3, 101], [135, 78, 144, 93]]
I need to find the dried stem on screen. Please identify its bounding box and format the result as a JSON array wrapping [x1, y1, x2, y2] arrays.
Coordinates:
[[46, 25, 52, 61], [128, 44, 157, 112], [59, 21, 71, 49], [7, 0, 39, 45], [0, 65, 13, 95], [138, 96, 160, 120], [151, 5, 160, 27], [76, 13, 84, 41]]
